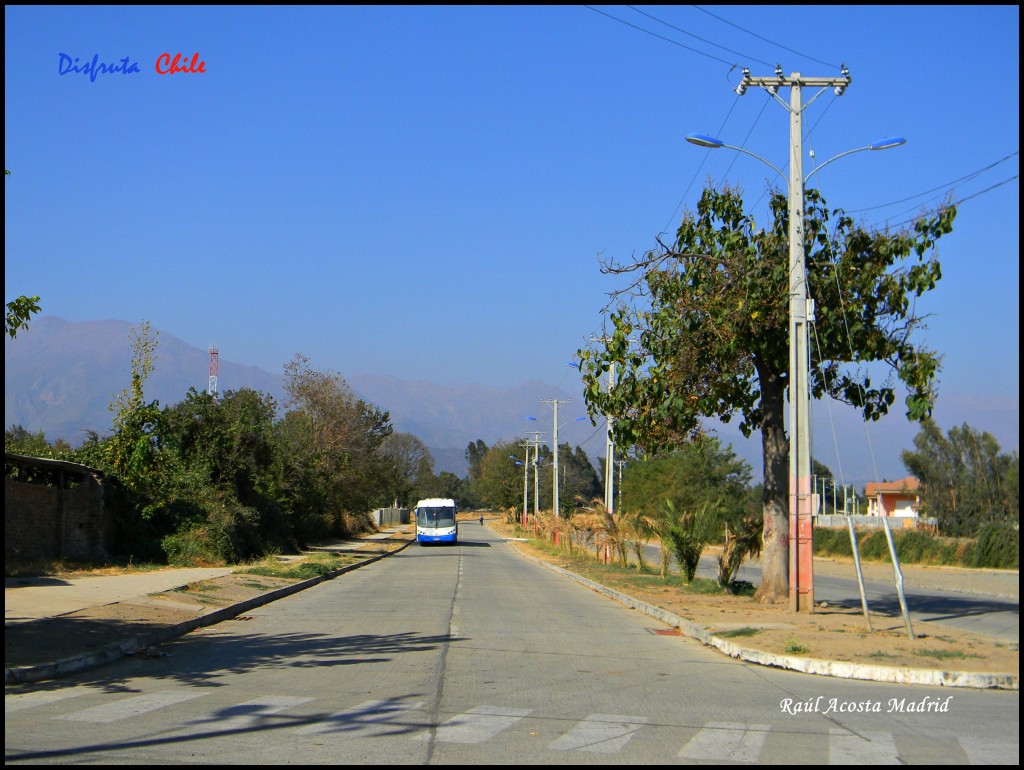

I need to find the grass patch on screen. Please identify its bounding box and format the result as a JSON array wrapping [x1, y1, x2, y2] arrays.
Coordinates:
[[4, 556, 167, 578], [240, 552, 360, 580], [868, 651, 898, 660], [913, 648, 980, 661], [716, 627, 762, 638], [784, 637, 810, 655]]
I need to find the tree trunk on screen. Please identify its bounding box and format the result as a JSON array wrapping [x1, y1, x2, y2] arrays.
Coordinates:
[[754, 367, 789, 604]]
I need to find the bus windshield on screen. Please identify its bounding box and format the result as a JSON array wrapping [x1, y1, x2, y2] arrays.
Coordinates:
[[416, 506, 456, 528]]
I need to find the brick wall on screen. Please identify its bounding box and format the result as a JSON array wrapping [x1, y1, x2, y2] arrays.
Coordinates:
[[5, 454, 109, 561]]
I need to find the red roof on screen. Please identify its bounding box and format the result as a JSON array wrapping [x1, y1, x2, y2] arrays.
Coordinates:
[[865, 476, 920, 496]]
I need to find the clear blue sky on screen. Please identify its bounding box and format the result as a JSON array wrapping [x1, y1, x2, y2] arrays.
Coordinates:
[[5, 5, 1019, 480]]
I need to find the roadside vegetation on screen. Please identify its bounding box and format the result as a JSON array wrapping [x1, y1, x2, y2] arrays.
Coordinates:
[[5, 325, 1018, 581]]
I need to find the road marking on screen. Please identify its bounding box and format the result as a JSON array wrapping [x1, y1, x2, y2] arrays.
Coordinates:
[[296, 699, 425, 736], [5, 688, 90, 714], [959, 736, 1018, 765], [199, 696, 314, 731], [829, 729, 899, 764], [57, 691, 207, 723], [548, 713, 649, 753], [415, 705, 532, 744], [678, 722, 770, 762]]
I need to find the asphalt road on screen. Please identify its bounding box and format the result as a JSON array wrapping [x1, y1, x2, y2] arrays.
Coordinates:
[[6, 524, 1019, 765]]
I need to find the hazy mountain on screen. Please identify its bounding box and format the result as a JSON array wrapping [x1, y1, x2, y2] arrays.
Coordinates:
[[5, 316, 1018, 486], [4, 317, 585, 476]]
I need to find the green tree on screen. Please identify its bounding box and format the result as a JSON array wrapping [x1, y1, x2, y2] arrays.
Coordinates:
[[901, 420, 1019, 536], [5, 169, 41, 340], [379, 432, 434, 507], [5, 425, 52, 455], [579, 186, 956, 603], [5, 295, 41, 340], [279, 354, 393, 537], [105, 320, 168, 497], [475, 439, 526, 511]]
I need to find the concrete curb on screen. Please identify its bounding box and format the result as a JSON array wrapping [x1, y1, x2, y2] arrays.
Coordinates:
[[5, 540, 414, 686], [511, 544, 1019, 692]]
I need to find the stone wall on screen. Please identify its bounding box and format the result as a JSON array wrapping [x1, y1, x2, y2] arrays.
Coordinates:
[[5, 453, 108, 561]]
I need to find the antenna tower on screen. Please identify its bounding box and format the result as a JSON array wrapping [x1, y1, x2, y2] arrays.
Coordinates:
[[208, 345, 219, 398]]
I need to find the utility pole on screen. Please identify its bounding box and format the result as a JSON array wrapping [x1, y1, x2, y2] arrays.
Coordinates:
[[542, 398, 570, 518], [527, 431, 544, 518], [735, 65, 852, 612], [590, 334, 633, 515], [604, 364, 615, 515], [518, 440, 531, 527]]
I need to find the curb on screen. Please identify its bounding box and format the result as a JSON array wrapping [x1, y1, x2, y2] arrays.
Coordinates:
[[510, 543, 1019, 692], [5, 539, 414, 686]]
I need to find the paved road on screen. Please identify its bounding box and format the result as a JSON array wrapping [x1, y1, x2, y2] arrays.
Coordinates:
[[6, 524, 1018, 765]]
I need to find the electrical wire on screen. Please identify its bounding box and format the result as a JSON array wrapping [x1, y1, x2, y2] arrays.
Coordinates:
[[690, 5, 841, 69], [584, 5, 736, 66], [846, 151, 1019, 214], [626, 5, 773, 66]]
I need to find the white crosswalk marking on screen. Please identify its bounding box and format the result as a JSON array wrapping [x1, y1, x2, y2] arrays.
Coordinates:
[[958, 736, 1016, 765], [199, 696, 314, 732], [829, 729, 899, 764], [678, 721, 770, 763], [548, 713, 649, 753], [5, 688, 89, 714], [415, 705, 532, 744], [57, 691, 207, 723], [296, 699, 425, 736]]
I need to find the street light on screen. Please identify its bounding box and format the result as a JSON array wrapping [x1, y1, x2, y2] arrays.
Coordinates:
[[686, 71, 904, 612]]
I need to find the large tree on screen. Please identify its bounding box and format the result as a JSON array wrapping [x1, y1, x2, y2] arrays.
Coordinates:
[[279, 354, 393, 531], [579, 186, 956, 603], [901, 420, 1019, 536]]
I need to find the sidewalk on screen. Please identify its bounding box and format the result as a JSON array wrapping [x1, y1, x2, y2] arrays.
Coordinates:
[[5, 527, 414, 685]]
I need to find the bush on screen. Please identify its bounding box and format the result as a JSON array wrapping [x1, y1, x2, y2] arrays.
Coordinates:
[[162, 524, 236, 566], [813, 528, 854, 557], [971, 522, 1020, 569]]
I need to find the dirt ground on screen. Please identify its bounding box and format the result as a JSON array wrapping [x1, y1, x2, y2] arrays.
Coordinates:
[[6, 520, 1017, 683]]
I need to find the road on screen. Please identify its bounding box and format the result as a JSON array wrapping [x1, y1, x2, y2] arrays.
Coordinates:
[[6, 524, 1019, 765]]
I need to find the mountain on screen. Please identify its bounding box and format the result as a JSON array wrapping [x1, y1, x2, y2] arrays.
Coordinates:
[[6, 317, 1018, 486], [4, 317, 586, 476]]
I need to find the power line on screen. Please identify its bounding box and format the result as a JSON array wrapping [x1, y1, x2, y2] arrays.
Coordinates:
[[626, 5, 773, 67], [690, 5, 841, 69], [583, 5, 736, 66], [846, 151, 1019, 214], [877, 174, 1019, 230]]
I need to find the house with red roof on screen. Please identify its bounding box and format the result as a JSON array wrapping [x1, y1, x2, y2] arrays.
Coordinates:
[[864, 476, 921, 518]]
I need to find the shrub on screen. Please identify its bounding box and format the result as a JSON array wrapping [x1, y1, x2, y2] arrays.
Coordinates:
[[162, 524, 236, 566], [971, 522, 1020, 569]]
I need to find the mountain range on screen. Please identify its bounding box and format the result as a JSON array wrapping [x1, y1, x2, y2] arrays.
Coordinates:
[[6, 316, 1018, 486], [4, 316, 591, 476]]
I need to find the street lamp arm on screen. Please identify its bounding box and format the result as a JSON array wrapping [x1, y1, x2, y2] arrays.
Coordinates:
[[685, 134, 788, 189], [804, 138, 906, 185]]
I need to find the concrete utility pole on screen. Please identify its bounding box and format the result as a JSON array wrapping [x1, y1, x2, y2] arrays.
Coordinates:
[[527, 431, 544, 518], [542, 398, 570, 518], [735, 65, 851, 612], [689, 70, 902, 612], [604, 364, 616, 514]]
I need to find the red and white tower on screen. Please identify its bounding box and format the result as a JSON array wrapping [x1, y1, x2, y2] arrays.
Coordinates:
[[208, 345, 219, 399]]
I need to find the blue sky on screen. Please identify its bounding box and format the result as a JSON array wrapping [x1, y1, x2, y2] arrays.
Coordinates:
[[5, 5, 1019, 482]]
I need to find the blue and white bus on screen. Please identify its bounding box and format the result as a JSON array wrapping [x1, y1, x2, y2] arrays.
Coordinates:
[[414, 498, 458, 545]]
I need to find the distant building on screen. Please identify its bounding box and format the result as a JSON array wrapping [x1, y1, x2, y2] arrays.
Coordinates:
[[864, 476, 921, 518]]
